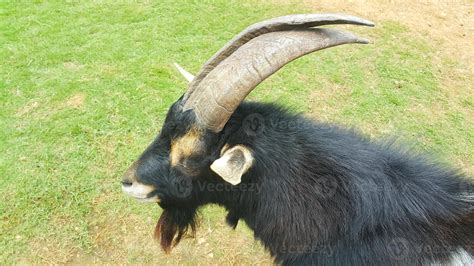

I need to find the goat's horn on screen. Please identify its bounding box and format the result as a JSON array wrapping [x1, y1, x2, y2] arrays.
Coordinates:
[[174, 62, 195, 83], [183, 14, 374, 101], [183, 14, 374, 132]]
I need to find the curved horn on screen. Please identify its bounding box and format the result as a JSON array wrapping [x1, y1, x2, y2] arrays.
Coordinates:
[[183, 14, 374, 132], [183, 14, 374, 101], [174, 62, 195, 83]]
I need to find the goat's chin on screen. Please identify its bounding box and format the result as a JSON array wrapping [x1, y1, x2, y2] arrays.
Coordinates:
[[154, 208, 198, 253]]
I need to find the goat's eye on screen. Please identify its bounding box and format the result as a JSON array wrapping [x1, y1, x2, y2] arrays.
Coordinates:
[[181, 159, 190, 168], [182, 158, 197, 169], [176, 157, 203, 176]]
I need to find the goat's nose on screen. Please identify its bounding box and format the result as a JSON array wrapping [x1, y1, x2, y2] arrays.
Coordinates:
[[121, 180, 133, 187]]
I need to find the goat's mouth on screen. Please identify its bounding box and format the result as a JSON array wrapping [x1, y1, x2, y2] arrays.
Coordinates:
[[121, 182, 160, 203]]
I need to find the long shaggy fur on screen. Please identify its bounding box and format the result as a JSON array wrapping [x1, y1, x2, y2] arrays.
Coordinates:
[[137, 101, 473, 265], [154, 208, 198, 253]]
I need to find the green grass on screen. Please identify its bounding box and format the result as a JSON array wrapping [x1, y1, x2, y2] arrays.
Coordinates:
[[1, 1, 473, 264]]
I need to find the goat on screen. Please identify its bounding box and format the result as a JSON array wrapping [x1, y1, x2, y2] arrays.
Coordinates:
[[121, 14, 473, 265]]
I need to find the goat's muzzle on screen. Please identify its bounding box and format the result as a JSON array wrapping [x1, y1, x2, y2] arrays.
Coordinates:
[[121, 161, 160, 203]]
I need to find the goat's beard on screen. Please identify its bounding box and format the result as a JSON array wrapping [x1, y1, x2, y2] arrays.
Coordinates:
[[154, 207, 198, 253]]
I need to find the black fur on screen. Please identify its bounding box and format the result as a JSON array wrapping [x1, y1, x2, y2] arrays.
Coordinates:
[[135, 100, 473, 265]]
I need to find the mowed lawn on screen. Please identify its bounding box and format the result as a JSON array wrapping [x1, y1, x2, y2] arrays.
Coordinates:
[[1, 1, 473, 264]]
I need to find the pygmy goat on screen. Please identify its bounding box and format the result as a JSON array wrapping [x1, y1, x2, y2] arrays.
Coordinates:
[[121, 14, 473, 265]]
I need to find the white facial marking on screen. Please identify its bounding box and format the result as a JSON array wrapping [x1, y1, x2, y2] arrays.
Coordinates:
[[122, 182, 159, 203]]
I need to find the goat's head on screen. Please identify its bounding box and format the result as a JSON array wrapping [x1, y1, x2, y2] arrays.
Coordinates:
[[121, 14, 374, 252]]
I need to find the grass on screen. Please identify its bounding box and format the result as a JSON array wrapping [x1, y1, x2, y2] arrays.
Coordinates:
[[1, 1, 472, 264]]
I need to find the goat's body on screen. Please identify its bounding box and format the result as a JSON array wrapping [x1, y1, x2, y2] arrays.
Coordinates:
[[208, 102, 474, 265], [121, 13, 472, 265]]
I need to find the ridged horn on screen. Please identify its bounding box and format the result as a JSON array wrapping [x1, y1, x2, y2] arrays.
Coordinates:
[[182, 14, 374, 132]]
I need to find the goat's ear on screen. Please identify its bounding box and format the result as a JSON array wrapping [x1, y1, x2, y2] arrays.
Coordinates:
[[210, 145, 253, 185]]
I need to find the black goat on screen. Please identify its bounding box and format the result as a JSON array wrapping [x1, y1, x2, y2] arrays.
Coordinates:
[[121, 14, 473, 265]]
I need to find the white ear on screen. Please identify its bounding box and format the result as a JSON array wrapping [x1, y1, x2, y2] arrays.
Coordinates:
[[210, 145, 254, 185], [173, 62, 195, 83]]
